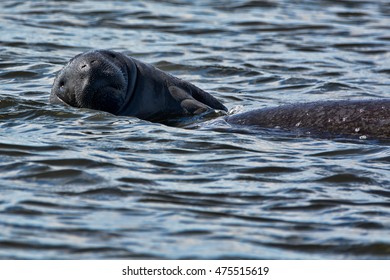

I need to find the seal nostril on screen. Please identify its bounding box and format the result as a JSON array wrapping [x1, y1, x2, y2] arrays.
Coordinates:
[[90, 60, 96, 64], [81, 64, 87, 69]]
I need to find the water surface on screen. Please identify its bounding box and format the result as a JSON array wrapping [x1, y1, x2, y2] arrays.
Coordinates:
[[0, 0, 390, 259]]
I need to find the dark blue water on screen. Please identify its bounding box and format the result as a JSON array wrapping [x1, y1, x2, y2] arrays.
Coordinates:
[[0, 0, 390, 259]]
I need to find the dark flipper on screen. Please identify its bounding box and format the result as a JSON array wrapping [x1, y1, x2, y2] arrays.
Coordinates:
[[165, 73, 227, 112], [169, 86, 212, 114], [189, 87, 228, 112]]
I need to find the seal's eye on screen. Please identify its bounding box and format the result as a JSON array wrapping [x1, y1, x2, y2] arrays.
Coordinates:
[[59, 80, 65, 90]]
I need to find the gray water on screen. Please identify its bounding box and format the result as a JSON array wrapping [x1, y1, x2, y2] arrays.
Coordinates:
[[1, 0, 390, 259]]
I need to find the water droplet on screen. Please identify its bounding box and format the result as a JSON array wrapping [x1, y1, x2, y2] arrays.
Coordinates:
[[359, 135, 367, 140], [295, 122, 301, 127], [355, 127, 360, 132]]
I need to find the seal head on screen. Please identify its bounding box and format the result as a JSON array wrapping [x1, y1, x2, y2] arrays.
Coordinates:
[[50, 50, 137, 114]]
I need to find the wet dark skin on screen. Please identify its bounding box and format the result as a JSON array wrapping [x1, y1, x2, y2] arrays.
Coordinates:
[[51, 50, 390, 139]]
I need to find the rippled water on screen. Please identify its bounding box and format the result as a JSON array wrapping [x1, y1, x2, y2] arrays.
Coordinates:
[[1, 0, 390, 259]]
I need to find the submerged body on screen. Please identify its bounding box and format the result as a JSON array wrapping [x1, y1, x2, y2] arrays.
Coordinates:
[[50, 50, 390, 139], [227, 100, 390, 138]]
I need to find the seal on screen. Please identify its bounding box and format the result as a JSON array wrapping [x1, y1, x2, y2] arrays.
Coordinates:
[[50, 49, 227, 122], [51, 49, 390, 138], [226, 100, 390, 138]]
